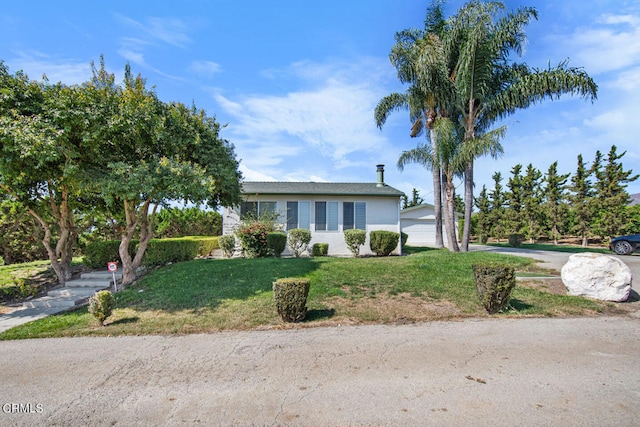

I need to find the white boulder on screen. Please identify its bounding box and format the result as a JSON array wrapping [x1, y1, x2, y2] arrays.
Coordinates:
[[561, 252, 632, 302]]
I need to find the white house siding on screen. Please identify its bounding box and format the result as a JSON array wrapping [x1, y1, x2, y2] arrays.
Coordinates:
[[400, 204, 460, 247], [224, 195, 401, 256]]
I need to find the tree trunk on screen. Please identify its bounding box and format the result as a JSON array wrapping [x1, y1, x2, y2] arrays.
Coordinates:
[[430, 130, 444, 249], [461, 159, 474, 252], [582, 234, 588, 247], [28, 207, 74, 285], [119, 199, 158, 287], [442, 176, 459, 252]]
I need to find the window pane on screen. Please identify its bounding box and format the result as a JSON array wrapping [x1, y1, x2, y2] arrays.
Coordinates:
[[259, 201, 276, 217], [299, 202, 310, 230], [355, 202, 366, 230], [287, 202, 298, 230], [240, 202, 257, 218], [328, 202, 338, 231], [343, 202, 354, 229], [315, 202, 326, 231]]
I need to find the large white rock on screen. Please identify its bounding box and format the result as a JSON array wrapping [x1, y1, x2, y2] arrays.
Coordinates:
[[561, 253, 632, 302]]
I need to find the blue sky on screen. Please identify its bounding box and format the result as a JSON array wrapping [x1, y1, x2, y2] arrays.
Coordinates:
[[1, 0, 639, 203]]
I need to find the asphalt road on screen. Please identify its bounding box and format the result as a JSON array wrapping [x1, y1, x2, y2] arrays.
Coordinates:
[[1, 247, 638, 426]]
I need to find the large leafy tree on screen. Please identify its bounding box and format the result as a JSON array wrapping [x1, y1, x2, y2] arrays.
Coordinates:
[[520, 164, 543, 243], [0, 63, 94, 283], [445, 0, 598, 251], [88, 62, 242, 286]]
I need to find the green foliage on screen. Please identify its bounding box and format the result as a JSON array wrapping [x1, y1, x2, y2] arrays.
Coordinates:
[[218, 234, 236, 258], [287, 228, 312, 257], [401, 232, 408, 249], [472, 263, 516, 314], [83, 237, 216, 269], [344, 229, 367, 257], [0, 199, 47, 264], [266, 232, 287, 257], [312, 243, 329, 257], [369, 230, 400, 256], [154, 207, 222, 238], [402, 188, 424, 209], [272, 278, 310, 322], [143, 237, 218, 267], [508, 234, 524, 248], [83, 241, 135, 269], [0, 278, 39, 301], [591, 146, 638, 241], [235, 219, 278, 258], [88, 290, 115, 326], [543, 161, 570, 244]]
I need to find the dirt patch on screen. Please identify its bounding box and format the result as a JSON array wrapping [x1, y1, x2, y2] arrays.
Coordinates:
[[517, 278, 567, 295]]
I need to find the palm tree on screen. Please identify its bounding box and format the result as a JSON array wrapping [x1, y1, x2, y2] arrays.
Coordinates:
[[375, 1, 454, 249], [446, 1, 598, 251]]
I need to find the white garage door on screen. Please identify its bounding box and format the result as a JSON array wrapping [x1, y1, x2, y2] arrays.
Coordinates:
[[401, 219, 436, 246]]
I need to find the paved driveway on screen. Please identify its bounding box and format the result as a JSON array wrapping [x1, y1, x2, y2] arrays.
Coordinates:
[[1, 318, 639, 426]]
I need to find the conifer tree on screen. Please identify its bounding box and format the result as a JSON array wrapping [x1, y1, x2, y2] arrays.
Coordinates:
[[505, 164, 524, 235], [543, 162, 570, 245], [488, 172, 507, 241], [474, 185, 491, 243], [568, 154, 593, 246], [592, 146, 638, 241], [521, 164, 543, 243]]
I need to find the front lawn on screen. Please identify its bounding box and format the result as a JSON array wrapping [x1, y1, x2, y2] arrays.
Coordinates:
[[0, 249, 610, 339]]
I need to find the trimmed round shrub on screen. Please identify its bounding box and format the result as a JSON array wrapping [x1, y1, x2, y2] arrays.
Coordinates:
[[312, 243, 329, 257], [369, 230, 400, 256], [287, 228, 312, 257], [218, 234, 236, 258], [88, 290, 116, 326], [344, 229, 366, 257], [273, 278, 310, 322], [266, 232, 287, 257], [472, 263, 516, 314]]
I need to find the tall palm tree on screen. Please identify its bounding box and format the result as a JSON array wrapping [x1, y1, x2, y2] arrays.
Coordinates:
[[446, 0, 598, 251], [375, 1, 454, 249]]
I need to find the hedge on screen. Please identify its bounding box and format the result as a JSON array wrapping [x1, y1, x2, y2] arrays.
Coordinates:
[[83, 236, 219, 269]]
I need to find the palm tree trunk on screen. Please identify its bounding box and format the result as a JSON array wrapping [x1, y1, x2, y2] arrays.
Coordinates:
[[461, 159, 474, 252], [443, 176, 460, 252], [430, 130, 444, 249]]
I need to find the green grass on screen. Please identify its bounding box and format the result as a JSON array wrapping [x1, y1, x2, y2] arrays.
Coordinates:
[[0, 249, 610, 340], [486, 242, 611, 254], [0, 260, 52, 288]]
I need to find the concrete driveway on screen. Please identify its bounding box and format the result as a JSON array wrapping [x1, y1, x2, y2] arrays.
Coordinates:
[[1, 317, 639, 426]]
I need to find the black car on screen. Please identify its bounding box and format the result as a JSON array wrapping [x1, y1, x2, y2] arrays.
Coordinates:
[[610, 234, 640, 255]]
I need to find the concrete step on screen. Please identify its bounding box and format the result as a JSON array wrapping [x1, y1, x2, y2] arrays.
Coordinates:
[[81, 271, 123, 281], [47, 287, 106, 298], [65, 278, 114, 288], [24, 295, 88, 309]]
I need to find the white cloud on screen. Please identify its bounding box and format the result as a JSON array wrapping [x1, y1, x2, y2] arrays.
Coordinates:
[[6, 51, 91, 84], [564, 13, 640, 74], [115, 15, 191, 48], [190, 60, 222, 76], [214, 58, 393, 180]]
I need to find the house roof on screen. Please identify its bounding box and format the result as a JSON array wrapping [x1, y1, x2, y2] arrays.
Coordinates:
[[241, 181, 404, 197]]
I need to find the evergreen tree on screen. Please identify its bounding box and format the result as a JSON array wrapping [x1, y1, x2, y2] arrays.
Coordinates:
[[488, 172, 507, 241], [402, 188, 425, 209], [505, 164, 524, 234], [474, 185, 491, 243], [592, 146, 639, 241], [521, 164, 543, 243], [543, 162, 570, 245], [568, 154, 593, 246]]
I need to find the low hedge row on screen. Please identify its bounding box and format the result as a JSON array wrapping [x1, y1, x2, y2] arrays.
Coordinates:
[[83, 236, 219, 269]]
